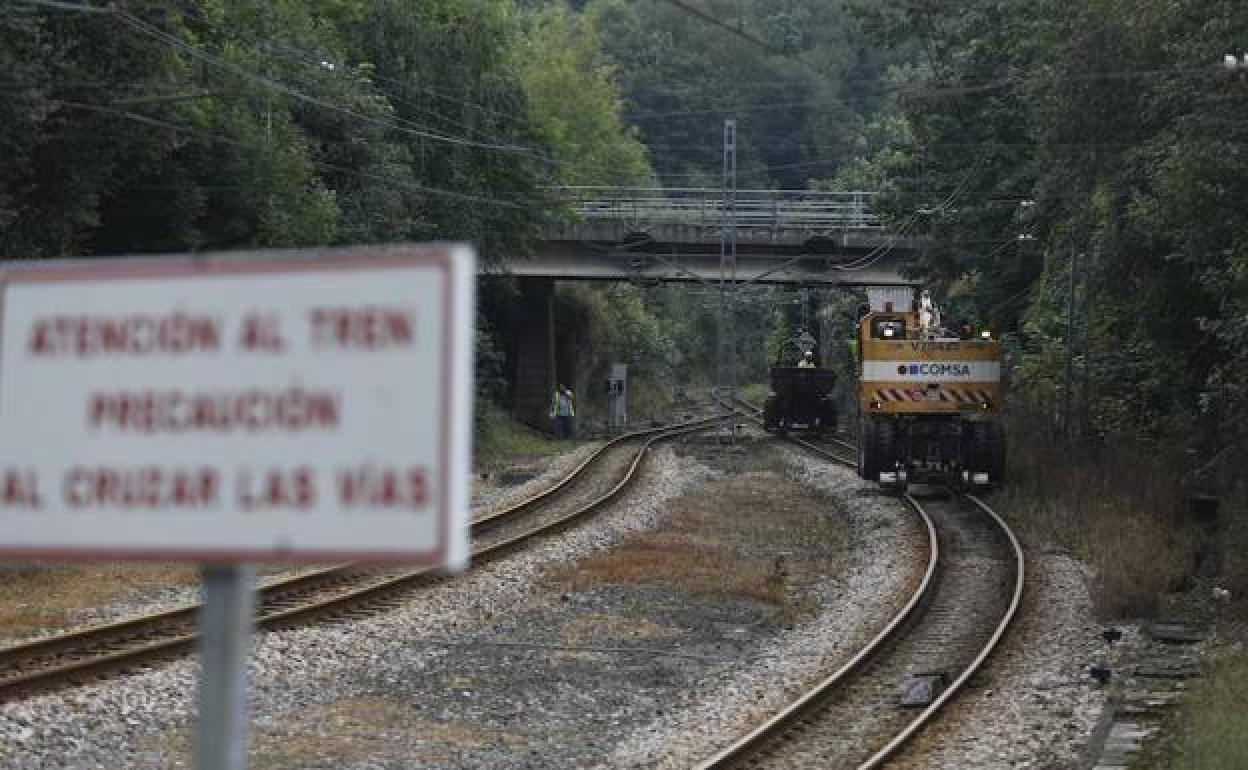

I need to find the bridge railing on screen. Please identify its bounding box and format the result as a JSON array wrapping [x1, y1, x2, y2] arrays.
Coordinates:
[[555, 186, 881, 231]]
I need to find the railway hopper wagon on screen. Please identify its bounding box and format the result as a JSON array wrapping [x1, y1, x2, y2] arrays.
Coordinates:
[[762, 366, 837, 435], [856, 292, 1005, 490]]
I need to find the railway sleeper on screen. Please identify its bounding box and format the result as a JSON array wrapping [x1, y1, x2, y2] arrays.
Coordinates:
[[898, 671, 948, 708]]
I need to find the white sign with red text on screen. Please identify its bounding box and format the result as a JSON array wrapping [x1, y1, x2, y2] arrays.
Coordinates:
[[0, 245, 474, 567]]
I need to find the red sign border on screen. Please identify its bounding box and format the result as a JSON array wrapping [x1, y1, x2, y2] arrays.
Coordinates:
[[0, 245, 465, 565]]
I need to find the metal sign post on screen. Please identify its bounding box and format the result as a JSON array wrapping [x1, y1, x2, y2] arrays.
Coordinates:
[[607, 363, 628, 431], [718, 118, 738, 440], [196, 564, 256, 770]]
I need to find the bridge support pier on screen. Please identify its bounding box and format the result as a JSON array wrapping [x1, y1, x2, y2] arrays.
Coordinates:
[[510, 277, 558, 432], [819, 291, 836, 369]]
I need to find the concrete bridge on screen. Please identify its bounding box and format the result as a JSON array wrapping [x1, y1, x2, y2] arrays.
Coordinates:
[[496, 187, 922, 429], [504, 187, 920, 287]]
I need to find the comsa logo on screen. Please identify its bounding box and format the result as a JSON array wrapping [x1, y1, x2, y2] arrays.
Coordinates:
[[897, 363, 972, 377]]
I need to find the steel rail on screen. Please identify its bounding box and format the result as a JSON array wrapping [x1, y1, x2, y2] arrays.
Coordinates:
[[0, 414, 711, 665], [707, 397, 1025, 769], [695, 495, 938, 770], [729, 396, 857, 467], [0, 414, 722, 701], [257, 417, 720, 629], [0, 413, 712, 663], [856, 493, 1025, 769]]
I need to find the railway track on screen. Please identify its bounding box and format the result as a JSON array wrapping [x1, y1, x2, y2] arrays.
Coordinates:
[[0, 412, 722, 702], [711, 399, 1025, 769], [726, 397, 857, 467]]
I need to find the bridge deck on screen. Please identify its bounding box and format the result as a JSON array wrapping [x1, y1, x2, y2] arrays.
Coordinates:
[[512, 188, 920, 286]]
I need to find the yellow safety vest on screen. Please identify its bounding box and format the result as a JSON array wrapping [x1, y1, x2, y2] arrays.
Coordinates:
[[550, 390, 575, 417]]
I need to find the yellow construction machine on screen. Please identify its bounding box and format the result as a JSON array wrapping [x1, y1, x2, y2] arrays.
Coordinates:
[[855, 289, 1005, 490]]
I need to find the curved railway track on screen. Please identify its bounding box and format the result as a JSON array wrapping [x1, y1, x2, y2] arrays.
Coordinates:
[[710, 399, 1025, 769], [0, 412, 722, 702]]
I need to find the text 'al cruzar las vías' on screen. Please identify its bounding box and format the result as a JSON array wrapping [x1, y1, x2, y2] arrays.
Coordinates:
[[3, 306, 431, 513]]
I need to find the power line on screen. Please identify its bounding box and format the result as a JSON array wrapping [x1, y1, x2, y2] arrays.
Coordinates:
[[623, 63, 1222, 122], [11, 0, 111, 12], [269, 39, 521, 125], [115, 0, 549, 152], [651, 0, 774, 56], [52, 99, 535, 210], [252, 37, 536, 149], [111, 10, 552, 162], [650, 0, 830, 80], [14, 0, 643, 174]]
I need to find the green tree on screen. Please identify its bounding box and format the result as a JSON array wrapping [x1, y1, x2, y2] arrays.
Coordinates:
[[518, 3, 653, 187]]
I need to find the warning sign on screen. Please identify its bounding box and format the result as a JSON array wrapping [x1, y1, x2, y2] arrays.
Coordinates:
[[0, 245, 474, 566]]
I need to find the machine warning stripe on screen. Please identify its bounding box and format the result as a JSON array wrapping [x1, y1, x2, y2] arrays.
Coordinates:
[[872, 386, 994, 403]]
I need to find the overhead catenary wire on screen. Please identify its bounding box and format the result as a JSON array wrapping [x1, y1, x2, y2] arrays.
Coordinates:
[[828, 158, 984, 272], [17, 0, 1108, 226], [621, 64, 1223, 122], [49, 0, 556, 156], [650, 0, 781, 59]]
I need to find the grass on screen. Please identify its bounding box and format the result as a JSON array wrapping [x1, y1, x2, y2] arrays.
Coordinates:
[[547, 467, 843, 626], [736, 382, 771, 405], [142, 696, 528, 768], [1000, 435, 1190, 618], [1001, 433, 1248, 769], [0, 562, 198, 639], [1143, 657, 1248, 770], [473, 403, 566, 472]]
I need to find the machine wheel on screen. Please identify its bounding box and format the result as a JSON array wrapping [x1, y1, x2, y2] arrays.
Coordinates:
[[857, 416, 876, 480], [873, 418, 898, 479], [964, 422, 985, 477], [817, 399, 837, 436], [986, 422, 1006, 484], [965, 422, 1004, 485], [762, 396, 779, 433]]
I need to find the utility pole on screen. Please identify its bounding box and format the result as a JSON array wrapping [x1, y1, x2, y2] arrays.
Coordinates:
[[718, 119, 738, 440], [1063, 248, 1080, 441]]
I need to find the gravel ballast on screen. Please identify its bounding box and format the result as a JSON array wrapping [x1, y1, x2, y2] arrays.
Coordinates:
[[604, 449, 926, 768], [0, 443, 603, 648], [0, 438, 1117, 769], [0, 444, 711, 768], [888, 546, 1113, 770]]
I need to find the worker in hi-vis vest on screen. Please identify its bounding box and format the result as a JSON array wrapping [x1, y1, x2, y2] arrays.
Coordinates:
[[550, 384, 576, 441]]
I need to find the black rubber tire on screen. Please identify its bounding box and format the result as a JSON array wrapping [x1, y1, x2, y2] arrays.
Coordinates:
[[965, 421, 1005, 484], [762, 396, 779, 433], [873, 418, 898, 477], [858, 416, 877, 480], [818, 399, 837, 436], [986, 422, 1006, 484], [964, 422, 985, 475]]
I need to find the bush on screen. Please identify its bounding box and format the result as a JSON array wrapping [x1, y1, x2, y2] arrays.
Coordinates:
[[1001, 433, 1189, 618], [1163, 657, 1248, 770], [473, 399, 564, 471]]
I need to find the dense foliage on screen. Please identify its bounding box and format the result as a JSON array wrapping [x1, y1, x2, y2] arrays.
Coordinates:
[[836, 0, 1248, 468], [0, 0, 659, 437], [10, 0, 1243, 465], [0, 0, 656, 262], [589, 0, 893, 189]]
